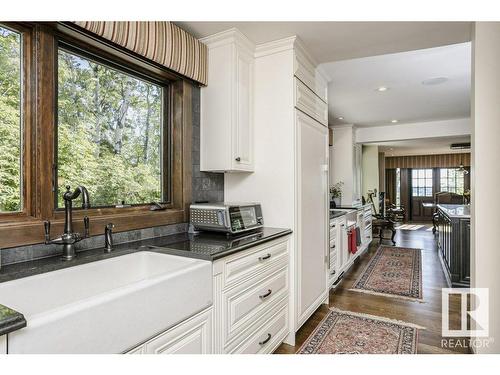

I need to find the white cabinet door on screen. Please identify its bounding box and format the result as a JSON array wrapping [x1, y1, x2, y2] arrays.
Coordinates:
[[127, 307, 213, 354], [201, 30, 254, 172], [295, 110, 328, 327], [232, 48, 254, 171]]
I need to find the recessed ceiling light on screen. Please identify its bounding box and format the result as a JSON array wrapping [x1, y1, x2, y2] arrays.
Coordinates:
[[337, 116, 344, 120], [391, 119, 398, 123], [422, 77, 448, 86], [376, 86, 389, 92]]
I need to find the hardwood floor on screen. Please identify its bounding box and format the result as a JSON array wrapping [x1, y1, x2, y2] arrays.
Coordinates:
[[275, 226, 471, 354]]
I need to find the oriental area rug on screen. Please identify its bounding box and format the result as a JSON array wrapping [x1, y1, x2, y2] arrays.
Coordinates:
[[350, 246, 423, 301], [297, 309, 421, 354]]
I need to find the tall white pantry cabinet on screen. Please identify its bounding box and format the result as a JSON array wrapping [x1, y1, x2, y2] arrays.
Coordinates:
[[201, 29, 330, 346]]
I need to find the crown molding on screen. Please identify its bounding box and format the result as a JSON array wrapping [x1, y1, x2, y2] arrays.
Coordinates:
[[254, 36, 297, 58], [200, 28, 255, 52]]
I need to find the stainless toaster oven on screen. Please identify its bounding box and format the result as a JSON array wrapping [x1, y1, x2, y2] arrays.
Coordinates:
[[190, 203, 263, 234]]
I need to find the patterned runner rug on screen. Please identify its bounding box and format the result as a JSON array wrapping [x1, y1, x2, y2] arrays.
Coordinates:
[[350, 246, 423, 301], [298, 308, 421, 354]]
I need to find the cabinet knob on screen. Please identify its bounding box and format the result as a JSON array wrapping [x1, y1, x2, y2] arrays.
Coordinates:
[[235, 157, 241, 162]]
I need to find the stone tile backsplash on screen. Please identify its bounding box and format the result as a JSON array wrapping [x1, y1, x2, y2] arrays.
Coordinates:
[[191, 86, 224, 203], [0, 85, 224, 267], [0, 223, 188, 267]]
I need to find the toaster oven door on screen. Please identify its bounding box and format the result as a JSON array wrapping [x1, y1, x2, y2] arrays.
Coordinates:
[[228, 205, 262, 233]]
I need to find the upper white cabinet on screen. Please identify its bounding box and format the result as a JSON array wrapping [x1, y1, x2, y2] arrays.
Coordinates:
[[293, 42, 328, 102], [201, 29, 255, 172]]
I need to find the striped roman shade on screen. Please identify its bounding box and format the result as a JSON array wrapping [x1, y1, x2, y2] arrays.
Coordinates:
[[385, 153, 471, 169], [73, 21, 208, 85]]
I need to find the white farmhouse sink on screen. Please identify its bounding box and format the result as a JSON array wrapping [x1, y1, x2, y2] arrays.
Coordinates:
[[0, 251, 212, 353]]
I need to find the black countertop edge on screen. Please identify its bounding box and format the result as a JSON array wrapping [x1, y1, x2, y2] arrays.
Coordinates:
[[0, 228, 292, 284], [330, 211, 347, 219], [203, 228, 292, 260], [0, 304, 26, 336]]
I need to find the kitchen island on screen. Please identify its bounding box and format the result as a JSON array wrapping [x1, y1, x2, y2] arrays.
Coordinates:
[[437, 204, 470, 287]]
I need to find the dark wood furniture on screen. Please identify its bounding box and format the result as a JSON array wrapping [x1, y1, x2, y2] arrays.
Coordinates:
[[431, 192, 466, 234], [372, 219, 396, 245], [368, 191, 396, 245], [437, 204, 470, 287], [386, 202, 406, 222]]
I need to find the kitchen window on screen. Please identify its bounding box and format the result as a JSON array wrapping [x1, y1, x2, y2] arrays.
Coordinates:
[[56, 46, 169, 208], [412, 169, 433, 197], [440, 168, 465, 194], [0, 23, 193, 249]]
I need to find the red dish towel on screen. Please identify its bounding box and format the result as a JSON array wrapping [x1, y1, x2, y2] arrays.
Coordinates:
[[350, 229, 358, 254], [347, 230, 353, 253]]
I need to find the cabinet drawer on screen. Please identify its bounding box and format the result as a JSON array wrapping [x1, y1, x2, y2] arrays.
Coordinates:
[[294, 78, 328, 126], [144, 308, 212, 354], [221, 237, 289, 288], [229, 299, 288, 354], [222, 266, 288, 345]]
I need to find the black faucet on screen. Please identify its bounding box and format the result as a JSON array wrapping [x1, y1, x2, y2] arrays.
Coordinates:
[[44, 185, 91, 260], [104, 223, 114, 252]]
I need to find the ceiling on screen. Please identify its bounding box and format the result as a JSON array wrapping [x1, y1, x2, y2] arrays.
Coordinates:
[[177, 22, 472, 63], [374, 136, 471, 156], [178, 22, 472, 130], [324, 42, 471, 127]]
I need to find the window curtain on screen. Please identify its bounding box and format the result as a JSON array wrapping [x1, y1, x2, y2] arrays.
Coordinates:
[[385, 153, 470, 169], [385, 168, 397, 205], [72, 22, 208, 85]]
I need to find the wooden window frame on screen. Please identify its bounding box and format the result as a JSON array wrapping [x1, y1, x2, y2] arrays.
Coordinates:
[[0, 23, 36, 223], [0, 22, 192, 249]]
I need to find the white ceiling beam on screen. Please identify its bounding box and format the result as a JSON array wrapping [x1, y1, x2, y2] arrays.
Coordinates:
[[355, 118, 471, 143]]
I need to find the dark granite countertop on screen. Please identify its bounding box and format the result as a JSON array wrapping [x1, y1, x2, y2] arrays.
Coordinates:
[[329, 210, 347, 219], [0, 227, 291, 284], [144, 227, 292, 261], [0, 303, 26, 336], [437, 204, 471, 219]]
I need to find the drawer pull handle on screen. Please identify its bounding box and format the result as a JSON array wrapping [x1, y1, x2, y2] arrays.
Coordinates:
[[259, 289, 272, 300], [259, 333, 272, 346], [330, 244, 336, 249], [258, 253, 272, 261]]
